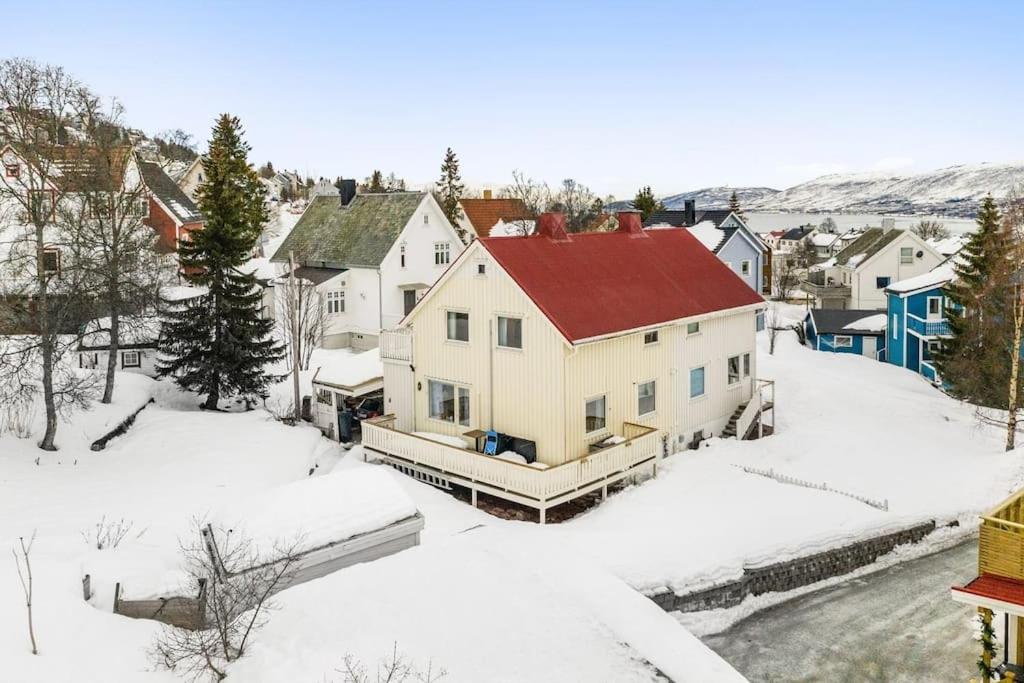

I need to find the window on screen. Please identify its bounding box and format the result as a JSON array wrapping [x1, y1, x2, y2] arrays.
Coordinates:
[[423, 214, 430, 225], [399, 243, 406, 268], [326, 290, 345, 314], [892, 314, 898, 340], [121, 350, 141, 368], [458, 387, 470, 427], [927, 340, 942, 357], [927, 297, 942, 317], [585, 395, 606, 433], [689, 367, 706, 398], [497, 316, 522, 349], [434, 242, 451, 265], [876, 276, 891, 289], [743, 352, 751, 378], [477, 263, 486, 275], [428, 380, 456, 422], [128, 196, 149, 218], [315, 388, 332, 405], [644, 330, 659, 345], [638, 381, 656, 416], [4, 163, 19, 178], [900, 247, 913, 264], [834, 335, 853, 348], [446, 310, 469, 342], [741, 260, 751, 276], [41, 248, 60, 275], [727, 355, 741, 386], [687, 321, 701, 335]]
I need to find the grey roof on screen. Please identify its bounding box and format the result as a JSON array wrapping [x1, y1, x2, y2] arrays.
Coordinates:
[[291, 266, 346, 286], [781, 226, 814, 241], [642, 209, 735, 228], [695, 209, 734, 227], [271, 193, 425, 268], [807, 308, 885, 336], [833, 228, 903, 267], [138, 161, 202, 224]]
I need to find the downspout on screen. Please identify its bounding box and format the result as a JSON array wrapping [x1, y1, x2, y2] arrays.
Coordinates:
[[377, 269, 383, 333], [489, 318, 494, 427]]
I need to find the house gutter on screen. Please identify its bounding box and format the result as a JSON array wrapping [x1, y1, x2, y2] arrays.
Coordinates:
[[569, 301, 766, 347]]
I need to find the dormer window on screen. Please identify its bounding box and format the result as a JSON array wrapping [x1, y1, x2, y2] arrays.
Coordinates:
[[4, 163, 19, 178]]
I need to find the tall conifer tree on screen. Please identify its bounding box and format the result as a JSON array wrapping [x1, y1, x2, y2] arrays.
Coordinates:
[[436, 148, 465, 240], [157, 115, 283, 409], [729, 190, 746, 221], [631, 186, 664, 222]]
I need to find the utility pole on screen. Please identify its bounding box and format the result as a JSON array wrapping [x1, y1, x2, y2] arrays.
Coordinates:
[[289, 251, 301, 423]]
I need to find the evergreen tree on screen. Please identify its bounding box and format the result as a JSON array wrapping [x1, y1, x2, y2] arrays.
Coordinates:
[[935, 195, 1012, 406], [436, 148, 466, 239], [157, 115, 284, 410], [631, 186, 664, 222], [729, 190, 746, 221], [367, 170, 385, 193]]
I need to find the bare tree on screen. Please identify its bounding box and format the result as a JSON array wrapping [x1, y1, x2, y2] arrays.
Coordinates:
[[911, 219, 950, 241], [276, 273, 327, 372], [0, 58, 104, 449], [152, 523, 301, 682], [12, 531, 38, 655], [771, 253, 800, 301], [336, 643, 447, 683], [766, 308, 781, 355], [549, 178, 600, 233], [500, 170, 550, 218]]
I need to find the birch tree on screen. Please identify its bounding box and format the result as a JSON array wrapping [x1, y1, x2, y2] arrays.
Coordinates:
[[1001, 191, 1024, 451]]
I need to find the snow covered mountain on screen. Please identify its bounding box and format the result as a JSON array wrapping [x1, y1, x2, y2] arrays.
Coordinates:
[[660, 186, 780, 210], [747, 162, 1024, 216]]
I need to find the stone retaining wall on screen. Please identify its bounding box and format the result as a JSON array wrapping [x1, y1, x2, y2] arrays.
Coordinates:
[[649, 520, 937, 613]]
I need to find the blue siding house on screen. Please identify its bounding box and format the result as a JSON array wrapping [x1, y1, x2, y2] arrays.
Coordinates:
[[805, 308, 887, 358], [884, 262, 956, 383]]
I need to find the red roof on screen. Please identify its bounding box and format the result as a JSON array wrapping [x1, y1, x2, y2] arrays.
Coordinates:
[[954, 573, 1024, 607], [479, 227, 764, 343], [460, 198, 533, 238]]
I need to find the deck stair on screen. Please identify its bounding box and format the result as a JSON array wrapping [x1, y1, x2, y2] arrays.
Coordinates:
[[721, 403, 748, 438], [723, 379, 776, 440]]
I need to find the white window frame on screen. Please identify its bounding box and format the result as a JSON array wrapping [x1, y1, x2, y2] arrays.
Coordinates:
[[423, 213, 430, 225], [727, 355, 741, 387], [900, 247, 913, 264], [326, 290, 345, 314], [742, 352, 751, 378], [637, 380, 656, 417], [428, 379, 458, 423], [121, 350, 141, 368], [741, 260, 751, 276], [686, 321, 701, 335], [834, 335, 853, 348], [926, 296, 942, 319], [689, 365, 706, 400], [434, 241, 451, 266], [315, 388, 333, 405], [892, 313, 898, 340], [585, 394, 607, 435], [446, 310, 469, 343], [643, 330, 659, 345], [399, 243, 406, 269], [496, 315, 522, 350]]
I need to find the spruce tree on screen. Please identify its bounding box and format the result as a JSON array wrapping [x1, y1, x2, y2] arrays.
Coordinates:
[[935, 194, 1012, 406], [367, 170, 385, 193], [631, 186, 664, 222], [729, 190, 746, 221], [157, 115, 283, 410], [436, 148, 465, 239]]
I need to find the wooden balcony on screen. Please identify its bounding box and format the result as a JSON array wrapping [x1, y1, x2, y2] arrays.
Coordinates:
[[380, 328, 413, 363], [907, 313, 951, 337], [362, 416, 662, 523], [800, 272, 851, 301], [980, 491, 1024, 581]]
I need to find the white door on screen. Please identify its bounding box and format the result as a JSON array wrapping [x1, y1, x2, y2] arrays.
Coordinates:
[[862, 336, 876, 359]]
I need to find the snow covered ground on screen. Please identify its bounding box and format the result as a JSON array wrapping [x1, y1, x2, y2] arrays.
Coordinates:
[[1, 308, 1019, 681]]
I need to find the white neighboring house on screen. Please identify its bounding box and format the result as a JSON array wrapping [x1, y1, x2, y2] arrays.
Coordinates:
[[271, 191, 465, 350], [177, 157, 205, 201], [309, 178, 340, 197], [77, 315, 161, 377], [802, 227, 944, 310]]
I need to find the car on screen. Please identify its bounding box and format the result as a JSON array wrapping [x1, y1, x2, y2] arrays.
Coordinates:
[[353, 395, 383, 421]]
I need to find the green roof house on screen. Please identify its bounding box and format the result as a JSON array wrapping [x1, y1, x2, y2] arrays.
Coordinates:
[[271, 191, 464, 350]]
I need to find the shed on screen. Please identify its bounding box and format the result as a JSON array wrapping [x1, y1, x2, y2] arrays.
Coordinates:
[[311, 348, 384, 440], [805, 308, 887, 359]]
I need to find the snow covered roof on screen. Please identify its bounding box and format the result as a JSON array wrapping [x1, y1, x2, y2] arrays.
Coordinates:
[[927, 234, 969, 257], [685, 220, 727, 252], [811, 233, 838, 247], [79, 315, 161, 349], [213, 468, 418, 559], [312, 348, 383, 395], [808, 308, 887, 336], [843, 313, 887, 333], [161, 285, 207, 302], [138, 161, 202, 225], [488, 218, 535, 237], [239, 257, 280, 282], [885, 260, 957, 295]]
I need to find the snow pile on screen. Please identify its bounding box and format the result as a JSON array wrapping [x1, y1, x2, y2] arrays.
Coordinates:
[[313, 348, 382, 390], [413, 431, 468, 449], [928, 233, 969, 256], [239, 256, 280, 282], [843, 313, 887, 332], [213, 468, 417, 558], [846, 252, 867, 266], [161, 284, 207, 301], [886, 260, 957, 294], [686, 220, 724, 252], [494, 451, 527, 465], [489, 218, 535, 237]]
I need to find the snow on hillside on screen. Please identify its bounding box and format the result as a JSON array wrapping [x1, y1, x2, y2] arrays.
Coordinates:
[[660, 186, 780, 210]]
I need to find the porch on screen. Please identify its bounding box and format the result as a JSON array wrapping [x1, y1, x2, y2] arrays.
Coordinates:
[[362, 415, 663, 523]]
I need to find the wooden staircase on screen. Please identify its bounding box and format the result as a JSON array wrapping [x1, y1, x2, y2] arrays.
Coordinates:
[[721, 402, 748, 439]]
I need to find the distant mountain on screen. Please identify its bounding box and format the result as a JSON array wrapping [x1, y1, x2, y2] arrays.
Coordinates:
[[660, 186, 780, 210], [747, 162, 1024, 217]]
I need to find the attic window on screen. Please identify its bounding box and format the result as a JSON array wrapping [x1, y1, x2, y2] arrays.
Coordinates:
[[900, 247, 913, 264], [4, 163, 19, 178], [423, 214, 429, 225], [400, 243, 406, 268], [477, 262, 486, 276], [644, 330, 659, 345]]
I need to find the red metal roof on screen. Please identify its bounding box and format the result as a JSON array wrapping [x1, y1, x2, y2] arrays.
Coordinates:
[[953, 573, 1024, 607], [479, 227, 765, 343]]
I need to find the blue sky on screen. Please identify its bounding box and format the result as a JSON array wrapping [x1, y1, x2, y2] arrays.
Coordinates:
[[5, 1, 1023, 197]]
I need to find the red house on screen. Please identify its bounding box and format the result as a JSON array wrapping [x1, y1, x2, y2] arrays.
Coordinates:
[[138, 161, 203, 252]]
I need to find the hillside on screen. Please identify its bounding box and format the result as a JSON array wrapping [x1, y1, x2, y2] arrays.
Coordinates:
[[660, 186, 780, 209]]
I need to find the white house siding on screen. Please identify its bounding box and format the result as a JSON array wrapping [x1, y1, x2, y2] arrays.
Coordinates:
[[320, 267, 380, 350], [77, 348, 158, 377], [851, 232, 942, 310]]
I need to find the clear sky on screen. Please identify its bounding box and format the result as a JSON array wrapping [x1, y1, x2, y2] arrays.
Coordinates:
[[5, 1, 1023, 198]]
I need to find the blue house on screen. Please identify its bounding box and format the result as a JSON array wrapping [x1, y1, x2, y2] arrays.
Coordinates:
[[804, 308, 887, 358], [884, 262, 956, 383]]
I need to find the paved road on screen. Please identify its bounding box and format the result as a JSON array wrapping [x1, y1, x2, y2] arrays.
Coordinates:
[[703, 540, 980, 682]]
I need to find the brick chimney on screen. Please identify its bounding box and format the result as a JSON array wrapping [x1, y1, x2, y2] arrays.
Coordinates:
[[537, 212, 570, 241], [617, 211, 644, 235], [483, 189, 493, 200]]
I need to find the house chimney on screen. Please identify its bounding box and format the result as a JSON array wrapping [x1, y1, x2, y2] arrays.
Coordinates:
[[483, 189, 493, 200], [881, 217, 895, 233], [537, 212, 570, 241], [683, 199, 696, 226], [340, 178, 357, 206], [617, 211, 644, 235]]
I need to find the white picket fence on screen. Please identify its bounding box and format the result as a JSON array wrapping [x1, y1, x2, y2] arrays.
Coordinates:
[[734, 464, 889, 511]]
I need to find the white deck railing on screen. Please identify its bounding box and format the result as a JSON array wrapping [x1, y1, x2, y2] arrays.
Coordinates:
[[735, 379, 775, 440], [380, 328, 413, 363], [362, 416, 661, 505]]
